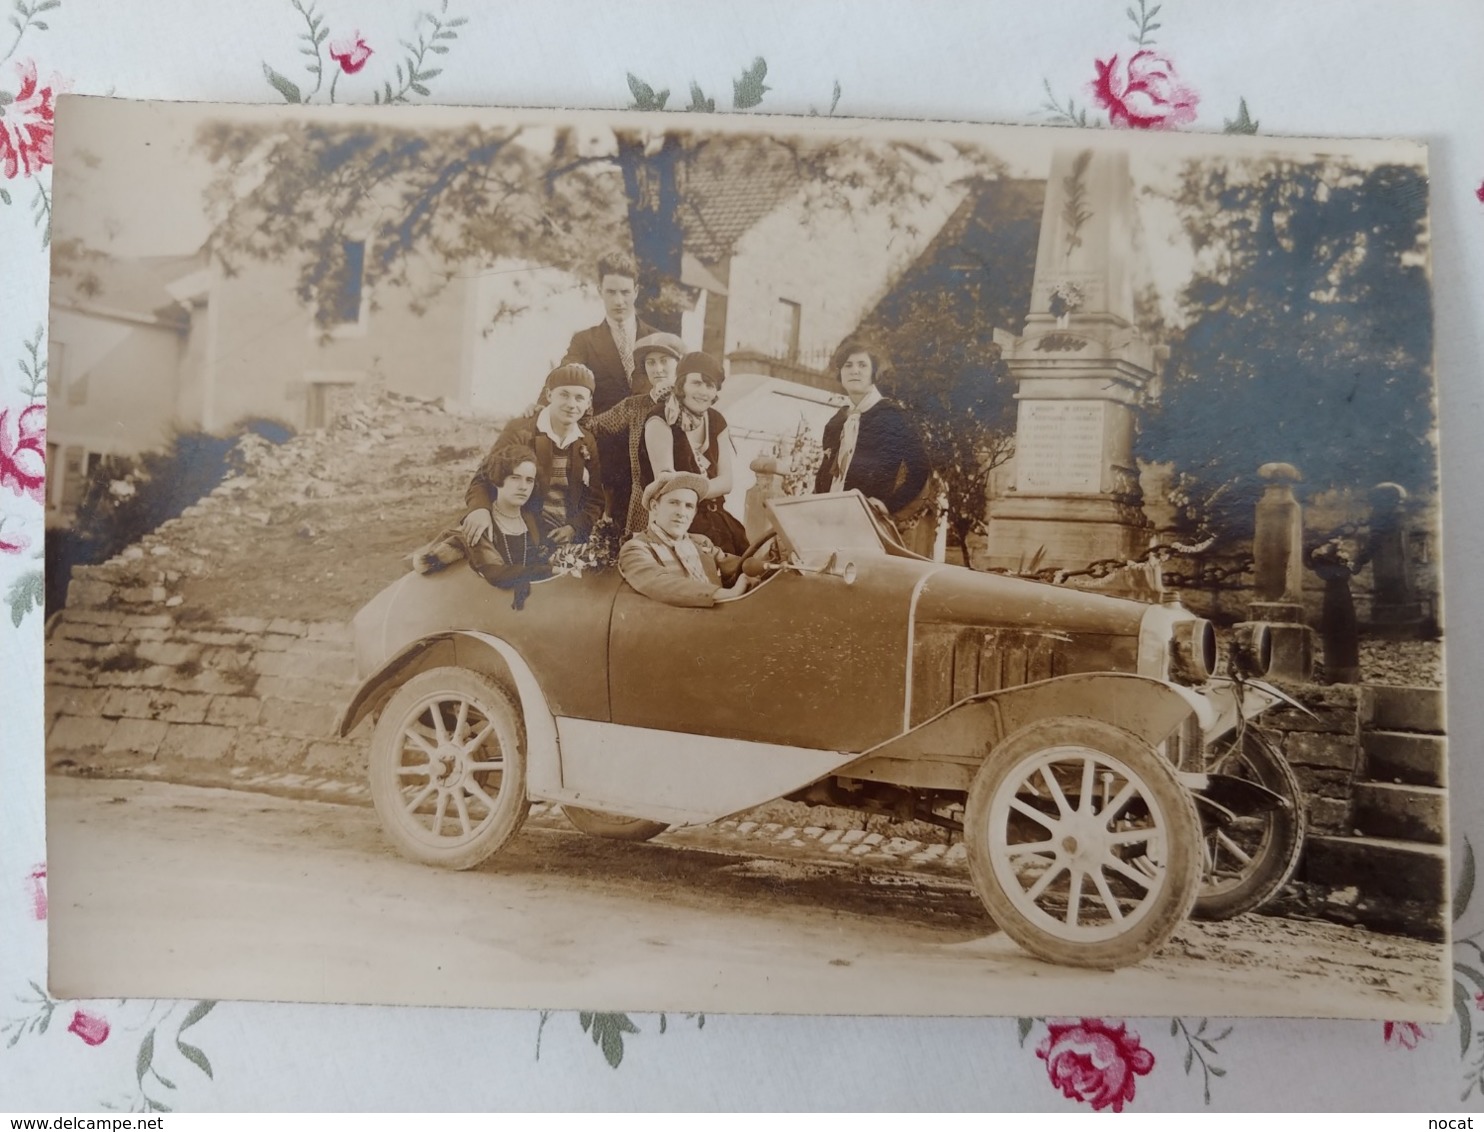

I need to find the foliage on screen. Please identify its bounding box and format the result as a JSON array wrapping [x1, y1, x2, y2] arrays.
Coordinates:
[[46, 418, 293, 612], [857, 178, 1039, 546], [1138, 156, 1434, 547], [7, 568, 43, 625], [200, 62, 991, 334]]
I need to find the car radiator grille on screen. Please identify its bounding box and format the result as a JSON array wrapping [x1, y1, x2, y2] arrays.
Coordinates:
[[910, 625, 1067, 727]]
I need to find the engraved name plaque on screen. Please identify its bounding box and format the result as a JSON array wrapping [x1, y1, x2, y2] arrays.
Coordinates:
[[1015, 400, 1106, 494]]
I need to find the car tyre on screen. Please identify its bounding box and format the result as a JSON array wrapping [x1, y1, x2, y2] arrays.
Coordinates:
[[369, 667, 530, 870], [563, 806, 670, 842], [1192, 727, 1306, 921], [966, 717, 1202, 970]]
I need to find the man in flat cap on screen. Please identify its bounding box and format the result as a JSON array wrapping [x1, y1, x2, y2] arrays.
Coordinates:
[[618, 470, 750, 607]]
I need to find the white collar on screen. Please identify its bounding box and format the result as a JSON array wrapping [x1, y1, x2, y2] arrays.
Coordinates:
[[607, 315, 637, 341], [848, 387, 884, 416], [536, 405, 582, 449]]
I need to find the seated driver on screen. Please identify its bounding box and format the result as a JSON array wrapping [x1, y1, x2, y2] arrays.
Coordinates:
[[619, 471, 751, 607]]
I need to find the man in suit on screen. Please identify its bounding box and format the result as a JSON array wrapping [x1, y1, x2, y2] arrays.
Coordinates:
[[562, 250, 658, 523], [561, 250, 660, 415]]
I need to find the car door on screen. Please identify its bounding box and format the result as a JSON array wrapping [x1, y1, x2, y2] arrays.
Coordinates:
[[607, 557, 929, 752]]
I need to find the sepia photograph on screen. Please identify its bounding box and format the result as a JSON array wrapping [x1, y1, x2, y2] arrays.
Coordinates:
[[41, 96, 1448, 1020]]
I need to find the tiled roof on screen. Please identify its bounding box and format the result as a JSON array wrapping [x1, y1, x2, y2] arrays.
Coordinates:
[[52, 248, 207, 326], [681, 144, 802, 265]]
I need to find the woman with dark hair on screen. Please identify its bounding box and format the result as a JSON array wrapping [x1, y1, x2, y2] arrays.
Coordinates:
[[591, 331, 686, 538], [813, 337, 935, 551], [466, 363, 604, 547], [639, 350, 748, 555], [414, 444, 552, 609]]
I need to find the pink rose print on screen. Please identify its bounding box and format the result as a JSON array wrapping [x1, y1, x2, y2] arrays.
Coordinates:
[[1476, 180, 1484, 204], [67, 1010, 110, 1046], [26, 863, 46, 920], [0, 403, 46, 503], [1091, 50, 1200, 129], [0, 60, 57, 179], [1037, 1018, 1155, 1112], [328, 32, 373, 75], [1383, 1021, 1427, 1049], [0, 522, 29, 554]]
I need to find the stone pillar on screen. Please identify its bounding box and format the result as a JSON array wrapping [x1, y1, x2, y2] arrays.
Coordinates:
[[744, 455, 786, 544], [985, 148, 1154, 586], [1243, 462, 1315, 681], [1365, 482, 1423, 639]]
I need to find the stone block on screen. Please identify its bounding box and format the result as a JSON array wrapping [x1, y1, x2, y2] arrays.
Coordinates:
[[1303, 834, 1447, 903], [304, 622, 354, 644], [1352, 782, 1446, 845], [46, 661, 100, 688], [184, 630, 249, 647], [104, 718, 169, 757], [65, 579, 116, 608], [278, 648, 358, 683], [47, 686, 111, 719], [202, 645, 254, 670], [122, 614, 178, 630], [302, 739, 364, 777], [266, 618, 310, 637], [1305, 796, 1351, 834], [253, 633, 297, 652], [256, 675, 354, 704], [49, 638, 102, 663], [206, 695, 263, 727], [60, 622, 121, 645], [99, 688, 212, 724], [48, 714, 118, 752], [1361, 686, 1446, 735], [158, 722, 237, 763], [1293, 766, 1353, 798], [133, 641, 205, 668], [1362, 731, 1447, 788], [64, 609, 126, 626], [95, 664, 178, 689], [221, 616, 272, 633], [1285, 731, 1359, 771], [259, 698, 340, 738], [231, 731, 307, 767], [250, 651, 293, 677], [127, 627, 171, 642]]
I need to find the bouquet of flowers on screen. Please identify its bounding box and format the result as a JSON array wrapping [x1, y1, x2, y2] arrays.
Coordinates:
[[547, 517, 621, 577], [1047, 280, 1086, 321]]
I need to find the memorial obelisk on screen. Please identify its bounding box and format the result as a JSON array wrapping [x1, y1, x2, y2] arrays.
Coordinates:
[[985, 147, 1157, 578]]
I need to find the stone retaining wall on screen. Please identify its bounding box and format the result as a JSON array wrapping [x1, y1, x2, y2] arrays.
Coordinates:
[[47, 606, 366, 782]]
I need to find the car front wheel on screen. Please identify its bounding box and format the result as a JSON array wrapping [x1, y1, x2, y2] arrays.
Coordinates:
[[965, 718, 1202, 970], [369, 667, 530, 870], [563, 806, 670, 842]]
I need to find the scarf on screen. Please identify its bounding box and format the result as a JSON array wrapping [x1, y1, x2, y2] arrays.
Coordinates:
[[647, 523, 710, 584]]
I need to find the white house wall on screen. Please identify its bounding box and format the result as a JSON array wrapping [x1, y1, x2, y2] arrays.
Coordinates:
[[47, 306, 185, 458], [465, 261, 595, 418], [723, 183, 969, 365], [204, 256, 469, 432]]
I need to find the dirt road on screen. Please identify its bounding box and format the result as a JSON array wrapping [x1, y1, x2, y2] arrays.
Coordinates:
[[47, 777, 1448, 1020]]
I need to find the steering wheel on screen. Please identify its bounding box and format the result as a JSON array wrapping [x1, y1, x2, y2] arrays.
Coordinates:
[[737, 529, 780, 583]]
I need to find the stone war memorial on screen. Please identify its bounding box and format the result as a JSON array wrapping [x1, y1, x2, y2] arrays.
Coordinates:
[[39, 101, 1448, 1019]]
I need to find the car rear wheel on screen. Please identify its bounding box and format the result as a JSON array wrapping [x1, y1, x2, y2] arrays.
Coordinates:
[[563, 806, 670, 842], [1192, 727, 1306, 920], [369, 667, 529, 870], [965, 718, 1202, 970]]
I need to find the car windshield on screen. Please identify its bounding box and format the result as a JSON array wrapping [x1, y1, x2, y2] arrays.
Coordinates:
[[767, 492, 895, 560]]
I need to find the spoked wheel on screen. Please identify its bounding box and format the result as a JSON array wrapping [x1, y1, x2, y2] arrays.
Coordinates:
[[369, 667, 530, 870], [966, 718, 1202, 970], [563, 806, 670, 842], [1192, 727, 1306, 920]]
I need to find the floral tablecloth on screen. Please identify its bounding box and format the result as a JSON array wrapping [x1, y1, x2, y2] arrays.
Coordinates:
[[2, 0, 1482, 1111]]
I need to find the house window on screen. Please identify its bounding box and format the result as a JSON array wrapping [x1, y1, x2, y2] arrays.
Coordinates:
[[777, 299, 802, 362], [333, 240, 367, 326]]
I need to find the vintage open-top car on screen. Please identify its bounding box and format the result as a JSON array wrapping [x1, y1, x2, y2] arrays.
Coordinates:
[[339, 490, 1304, 970]]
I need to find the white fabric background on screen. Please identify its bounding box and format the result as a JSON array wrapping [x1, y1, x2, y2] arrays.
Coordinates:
[[1, 0, 1481, 1110]]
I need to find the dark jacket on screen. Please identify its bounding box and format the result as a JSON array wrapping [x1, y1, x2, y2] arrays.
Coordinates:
[[466, 414, 604, 541], [812, 398, 931, 516], [562, 318, 660, 414]]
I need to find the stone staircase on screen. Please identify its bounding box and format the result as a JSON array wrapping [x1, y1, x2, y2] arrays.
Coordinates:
[[1299, 685, 1448, 938]]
